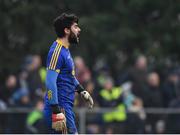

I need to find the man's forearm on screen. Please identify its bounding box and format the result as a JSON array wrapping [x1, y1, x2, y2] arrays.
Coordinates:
[[46, 70, 59, 105]]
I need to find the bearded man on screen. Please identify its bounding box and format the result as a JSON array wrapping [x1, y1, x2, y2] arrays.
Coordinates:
[[43, 13, 93, 134]]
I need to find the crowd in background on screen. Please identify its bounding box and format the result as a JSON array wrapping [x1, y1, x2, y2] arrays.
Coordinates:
[[0, 54, 180, 134]]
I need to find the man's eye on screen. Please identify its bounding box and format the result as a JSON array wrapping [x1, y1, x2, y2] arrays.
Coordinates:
[[74, 25, 79, 28]]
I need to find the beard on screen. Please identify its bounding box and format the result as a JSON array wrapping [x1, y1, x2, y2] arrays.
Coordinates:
[[68, 30, 79, 44]]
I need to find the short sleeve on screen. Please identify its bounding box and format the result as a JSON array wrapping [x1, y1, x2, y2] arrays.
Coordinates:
[[46, 44, 64, 73]]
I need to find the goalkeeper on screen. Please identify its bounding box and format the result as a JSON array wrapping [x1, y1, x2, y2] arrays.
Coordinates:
[[43, 13, 94, 134]]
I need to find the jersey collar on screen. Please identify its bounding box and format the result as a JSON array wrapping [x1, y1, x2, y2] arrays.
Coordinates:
[[56, 38, 69, 49]]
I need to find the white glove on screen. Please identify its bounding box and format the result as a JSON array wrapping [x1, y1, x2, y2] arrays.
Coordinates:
[[52, 113, 67, 132], [80, 91, 94, 108]]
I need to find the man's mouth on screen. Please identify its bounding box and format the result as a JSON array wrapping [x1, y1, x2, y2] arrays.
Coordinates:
[[77, 33, 80, 38]]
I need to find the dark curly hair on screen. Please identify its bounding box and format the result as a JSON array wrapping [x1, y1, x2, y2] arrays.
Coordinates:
[[53, 13, 79, 38]]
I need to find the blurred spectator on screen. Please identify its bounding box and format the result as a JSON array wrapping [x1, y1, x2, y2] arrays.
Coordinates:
[[0, 74, 30, 133], [162, 69, 180, 107], [146, 72, 163, 108], [117, 55, 148, 84], [97, 77, 127, 133], [24, 55, 45, 104], [3, 75, 31, 133], [96, 69, 110, 89], [93, 57, 110, 87], [126, 98, 146, 133], [145, 72, 164, 133], [26, 99, 48, 133], [74, 56, 91, 84], [121, 82, 134, 109], [121, 82, 146, 133], [0, 75, 18, 105], [9, 89, 31, 107], [18, 70, 29, 92], [117, 55, 149, 107], [4, 74, 31, 107], [1, 52, 180, 133]]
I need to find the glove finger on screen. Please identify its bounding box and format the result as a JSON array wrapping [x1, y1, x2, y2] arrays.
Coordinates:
[[62, 121, 67, 133], [55, 121, 64, 131], [60, 120, 66, 131], [88, 96, 94, 108], [52, 122, 59, 131], [60, 121, 64, 131], [62, 123, 64, 134], [52, 122, 58, 130], [57, 122, 62, 131]]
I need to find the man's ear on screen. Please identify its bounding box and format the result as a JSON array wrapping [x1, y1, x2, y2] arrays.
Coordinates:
[[64, 28, 70, 35]]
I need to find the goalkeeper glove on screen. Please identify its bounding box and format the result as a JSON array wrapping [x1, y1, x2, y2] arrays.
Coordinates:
[[76, 85, 94, 108], [51, 105, 67, 132]]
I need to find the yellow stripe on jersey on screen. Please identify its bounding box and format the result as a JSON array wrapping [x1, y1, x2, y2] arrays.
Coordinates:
[[56, 38, 69, 49], [49, 44, 62, 70], [52, 44, 62, 69], [55, 69, 60, 73], [49, 44, 59, 69], [51, 45, 62, 69]]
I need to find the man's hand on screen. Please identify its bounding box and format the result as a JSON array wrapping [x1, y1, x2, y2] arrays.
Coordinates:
[[52, 113, 66, 132], [76, 84, 94, 108], [51, 105, 67, 133], [80, 90, 94, 108]]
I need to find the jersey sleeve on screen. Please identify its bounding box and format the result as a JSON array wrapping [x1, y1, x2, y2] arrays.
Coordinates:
[[46, 45, 64, 73], [46, 70, 59, 105]]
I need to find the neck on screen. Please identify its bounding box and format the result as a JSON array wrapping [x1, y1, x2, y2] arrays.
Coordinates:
[[57, 37, 70, 49]]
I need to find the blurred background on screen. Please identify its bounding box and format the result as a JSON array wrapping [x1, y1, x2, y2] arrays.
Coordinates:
[[0, 0, 180, 134]]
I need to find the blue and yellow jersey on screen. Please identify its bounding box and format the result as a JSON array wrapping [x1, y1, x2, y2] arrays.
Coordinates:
[[45, 38, 79, 107]]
